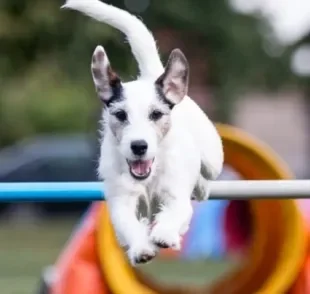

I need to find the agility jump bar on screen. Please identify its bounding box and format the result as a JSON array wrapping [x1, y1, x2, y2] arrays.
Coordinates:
[[0, 180, 310, 201]]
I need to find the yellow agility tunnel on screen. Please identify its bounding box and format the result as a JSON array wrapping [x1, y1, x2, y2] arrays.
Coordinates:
[[51, 124, 310, 294]]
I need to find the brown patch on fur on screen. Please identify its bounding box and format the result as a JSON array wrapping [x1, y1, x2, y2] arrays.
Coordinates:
[[109, 118, 124, 142], [107, 66, 120, 85], [151, 109, 171, 141], [159, 117, 171, 138]]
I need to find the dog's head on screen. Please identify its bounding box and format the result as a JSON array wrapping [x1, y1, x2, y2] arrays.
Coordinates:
[[92, 46, 189, 180]]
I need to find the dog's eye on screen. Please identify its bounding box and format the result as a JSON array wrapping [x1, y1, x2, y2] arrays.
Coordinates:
[[149, 110, 164, 121], [113, 110, 128, 122]]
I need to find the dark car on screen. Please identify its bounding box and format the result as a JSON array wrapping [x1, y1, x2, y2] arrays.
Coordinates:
[[0, 133, 99, 216]]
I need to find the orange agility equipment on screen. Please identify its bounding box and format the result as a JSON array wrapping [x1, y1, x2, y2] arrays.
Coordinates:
[[50, 124, 310, 294], [51, 203, 109, 294]]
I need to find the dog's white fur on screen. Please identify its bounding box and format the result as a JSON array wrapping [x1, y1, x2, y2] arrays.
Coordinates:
[[62, 0, 224, 266]]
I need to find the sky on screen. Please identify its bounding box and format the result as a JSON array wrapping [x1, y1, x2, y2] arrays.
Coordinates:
[[230, 0, 310, 45]]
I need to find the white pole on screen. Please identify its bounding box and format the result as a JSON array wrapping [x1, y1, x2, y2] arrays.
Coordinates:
[[209, 180, 310, 199]]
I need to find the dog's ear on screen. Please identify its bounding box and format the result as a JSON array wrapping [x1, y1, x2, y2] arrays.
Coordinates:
[[156, 49, 189, 105], [91, 45, 122, 105]]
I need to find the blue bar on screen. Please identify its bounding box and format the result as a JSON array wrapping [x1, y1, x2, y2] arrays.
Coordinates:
[[0, 182, 105, 202], [2, 180, 308, 202]]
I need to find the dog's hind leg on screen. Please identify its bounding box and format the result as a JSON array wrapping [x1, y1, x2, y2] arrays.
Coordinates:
[[191, 162, 214, 201], [192, 176, 211, 201]]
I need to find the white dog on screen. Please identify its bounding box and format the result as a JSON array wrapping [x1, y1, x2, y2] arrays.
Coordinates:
[[62, 0, 224, 266]]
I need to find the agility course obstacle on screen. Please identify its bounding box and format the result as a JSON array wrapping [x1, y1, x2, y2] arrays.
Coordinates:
[[2, 124, 310, 294], [1, 179, 310, 201]]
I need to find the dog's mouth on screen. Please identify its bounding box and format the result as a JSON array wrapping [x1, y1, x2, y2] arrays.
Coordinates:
[[126, 158, 154, 180]]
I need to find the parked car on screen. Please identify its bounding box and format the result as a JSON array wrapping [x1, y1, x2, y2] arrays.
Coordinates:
[[0, 133, 99, 216]]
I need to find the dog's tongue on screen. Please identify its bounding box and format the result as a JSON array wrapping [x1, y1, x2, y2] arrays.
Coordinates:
[[131, 160, 153, 176]]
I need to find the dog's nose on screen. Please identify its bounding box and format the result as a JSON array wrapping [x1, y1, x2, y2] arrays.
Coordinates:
[[131, 140, 148, 156]]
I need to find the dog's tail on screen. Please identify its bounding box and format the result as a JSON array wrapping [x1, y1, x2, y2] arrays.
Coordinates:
[[61, 0, 164, 79]]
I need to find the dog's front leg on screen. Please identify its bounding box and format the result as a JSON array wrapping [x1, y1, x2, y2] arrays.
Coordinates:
[[106, 192, 157, 266], [150, 190, 193, 251]]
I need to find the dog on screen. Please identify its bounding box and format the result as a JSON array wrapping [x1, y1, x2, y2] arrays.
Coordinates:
[[62, 0, 224, 266]]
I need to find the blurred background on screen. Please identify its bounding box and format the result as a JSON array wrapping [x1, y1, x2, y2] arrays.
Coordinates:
[[1, 0, 310, 293]]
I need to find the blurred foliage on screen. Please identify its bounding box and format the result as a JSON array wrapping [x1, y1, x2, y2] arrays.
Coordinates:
[[143, 0, 299, 120], [0, 0, 300, 146]]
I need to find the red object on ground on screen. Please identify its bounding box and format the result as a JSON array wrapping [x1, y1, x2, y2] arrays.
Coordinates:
[[51, 203, 110, 294], [224, 200, 252, 254]]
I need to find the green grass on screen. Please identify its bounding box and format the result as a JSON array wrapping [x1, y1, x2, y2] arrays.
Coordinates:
[[0, 218, 77, 294], [0, 218, 236, 293], [143, 259, 236, 287]]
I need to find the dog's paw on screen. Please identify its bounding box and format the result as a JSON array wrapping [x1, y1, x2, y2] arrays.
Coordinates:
[[127, 241, 157, 266], [150, 223, 181, 250]]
